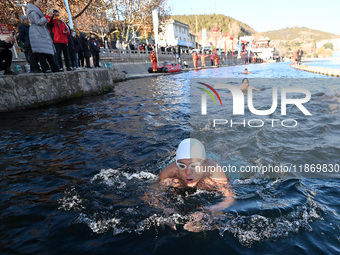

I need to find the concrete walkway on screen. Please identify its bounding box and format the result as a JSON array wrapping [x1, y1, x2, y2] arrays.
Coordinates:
[[290, 64, 340, 77]]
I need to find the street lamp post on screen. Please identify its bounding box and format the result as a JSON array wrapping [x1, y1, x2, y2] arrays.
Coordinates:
[[15, 1, 27, 15], [230, 36, 234, 57], [96, 8, 105, 44], [211, 27, 218, 55], [63, 0, 74, 29], [222, 33, 228, 62]]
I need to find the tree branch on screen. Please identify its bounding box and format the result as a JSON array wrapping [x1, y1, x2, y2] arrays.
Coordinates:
[[72, 0, 93, 20], [7, 0, 20, 22]]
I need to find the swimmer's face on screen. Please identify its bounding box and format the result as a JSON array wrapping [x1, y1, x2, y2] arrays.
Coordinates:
[[242, 79, 249, 87], [176, 158, 207, 187]]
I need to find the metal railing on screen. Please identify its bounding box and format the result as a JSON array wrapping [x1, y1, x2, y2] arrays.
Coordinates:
[[99, 48, 192, 59]]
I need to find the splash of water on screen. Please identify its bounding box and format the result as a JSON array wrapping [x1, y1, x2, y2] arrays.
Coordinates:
[[58, 169, 323, 247]]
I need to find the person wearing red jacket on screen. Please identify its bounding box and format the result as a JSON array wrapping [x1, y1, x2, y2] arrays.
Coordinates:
[[215, 55, 220, 67], [192, 51, 198, 68], [150, 50, 157, 72], [201, 54, 208, 67], [48, 9, 71, 71]]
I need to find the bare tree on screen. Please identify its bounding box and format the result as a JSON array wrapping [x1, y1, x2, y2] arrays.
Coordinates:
[[106, 0, 170, 48]]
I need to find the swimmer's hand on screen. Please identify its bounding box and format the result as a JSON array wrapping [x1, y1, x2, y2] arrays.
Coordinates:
[[183, 212, 205, 232], [163, 208, 177, 230], [205, 197, 234, 214], [164, 221, 177, 231]]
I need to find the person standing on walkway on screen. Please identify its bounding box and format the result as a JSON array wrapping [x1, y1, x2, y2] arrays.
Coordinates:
[[18, 15, 40, 73], [67, 29, 75, 70], [293, 51, 298, 65], [73, 32, 82, 69], [192, 51, 198, 68], [18, 15, 31, 64], [215, 55, 219, 67], [27, 0, 59, 73], [150, 50, 157, 72], [79, 32, 91, 68], [201, 53, 207, 67], [89, 34, 100, 68], [297, 47, 303, 65], [49, 9, 72, 71], [0, 35, 17, 75]]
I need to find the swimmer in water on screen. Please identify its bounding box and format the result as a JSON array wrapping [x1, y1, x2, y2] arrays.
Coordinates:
[[238, 78, 261, 94], [243, 68, 251, 74], [159, 138, 234, 213], [320, 92, 340, 112]]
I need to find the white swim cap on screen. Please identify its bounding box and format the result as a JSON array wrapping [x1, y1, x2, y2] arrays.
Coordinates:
[[176, 138, 206, 161]]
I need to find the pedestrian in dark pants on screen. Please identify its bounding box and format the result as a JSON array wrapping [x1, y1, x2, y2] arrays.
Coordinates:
[[79, 32, 91, 68], [67, 30, 75, 69], [27, 0, 59, 73], [0, 35, 16, 75], [49, 9, 71, 71], [18, 15, 40, 73], [18, 15, 31, 64], [89, 34, 100, 68], [297, 47, 303, 65], [73, 33, 82, 69], [77, 35, 85, 68]]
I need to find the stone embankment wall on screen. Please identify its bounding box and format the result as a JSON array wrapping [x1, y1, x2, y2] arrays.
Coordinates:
[[0, 68, 126, 113]]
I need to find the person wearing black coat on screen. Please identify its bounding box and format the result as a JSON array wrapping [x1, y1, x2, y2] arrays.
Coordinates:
[[18, 15, 31, 63], [89, 34, 100, 68], [79, 32, 91, 68], [73, 33, 83, 69], [67, 30, 75, 69], [0, 35, 16, 75], [18, 15, 40, 72], [297, 48, 303, 65]]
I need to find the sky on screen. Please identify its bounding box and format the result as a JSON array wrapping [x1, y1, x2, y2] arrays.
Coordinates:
[[168, 0, 340, 35]]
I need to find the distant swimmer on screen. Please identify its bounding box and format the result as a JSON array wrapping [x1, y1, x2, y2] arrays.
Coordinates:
[[320, 93, 340, 112], [238, 78, 261, 94], [159, 138, 234, 213], [242, 68, 251, 74]]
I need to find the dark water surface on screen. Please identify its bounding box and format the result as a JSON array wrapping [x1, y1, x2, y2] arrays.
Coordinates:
[[1, 62, 339, 254]]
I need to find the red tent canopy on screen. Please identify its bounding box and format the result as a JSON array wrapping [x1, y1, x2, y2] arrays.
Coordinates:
[[211, 27, 219, 33]]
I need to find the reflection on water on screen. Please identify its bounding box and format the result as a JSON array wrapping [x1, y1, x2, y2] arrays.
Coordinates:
[[1, 62, 340, 254]]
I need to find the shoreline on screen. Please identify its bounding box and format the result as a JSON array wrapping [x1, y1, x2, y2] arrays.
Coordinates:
[[4, 57, 337, 113]]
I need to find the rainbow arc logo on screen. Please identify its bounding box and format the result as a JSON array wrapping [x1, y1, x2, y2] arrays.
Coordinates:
[[197, 82, 222, 106]]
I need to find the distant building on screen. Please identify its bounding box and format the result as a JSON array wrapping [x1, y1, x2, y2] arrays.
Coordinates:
[[240, 36, 277, 60], [189, 33, 197, 48], [158, 19, 194, 48]]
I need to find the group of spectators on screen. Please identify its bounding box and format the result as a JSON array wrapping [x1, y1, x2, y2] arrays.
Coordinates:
[[0, 0, 102, 75], [109, 41, 185, 56]]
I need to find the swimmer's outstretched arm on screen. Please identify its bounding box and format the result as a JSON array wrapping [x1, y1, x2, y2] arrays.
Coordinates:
[[158, 162, 177, 180], [249, 85, 261, 92], [207, 180, 235, 213], [204, 168, 235, 213]]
